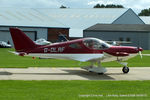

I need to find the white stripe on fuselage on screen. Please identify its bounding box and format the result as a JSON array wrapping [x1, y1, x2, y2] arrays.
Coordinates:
[[28, 53, 104, 62]]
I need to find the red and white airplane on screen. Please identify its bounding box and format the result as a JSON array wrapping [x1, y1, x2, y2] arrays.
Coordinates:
[[9, 28, 143, 74]]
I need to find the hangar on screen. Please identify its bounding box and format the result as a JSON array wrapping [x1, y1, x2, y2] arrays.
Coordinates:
[[83, 14, 150, 50], [37, 8, 144, 37], [140, 16, 150, 24], [0, 7, 69, 45], [0, 7, 149, 49], [84, 24, 150, 50]]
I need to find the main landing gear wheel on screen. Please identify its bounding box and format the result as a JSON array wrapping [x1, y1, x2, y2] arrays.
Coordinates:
[[122, 66, 129, 74]]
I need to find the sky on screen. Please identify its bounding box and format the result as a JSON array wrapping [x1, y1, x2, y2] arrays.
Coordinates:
[[0, 0, 150, 13]]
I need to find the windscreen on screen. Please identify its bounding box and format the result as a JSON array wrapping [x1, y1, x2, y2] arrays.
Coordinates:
[[83, 38, 110, 50]]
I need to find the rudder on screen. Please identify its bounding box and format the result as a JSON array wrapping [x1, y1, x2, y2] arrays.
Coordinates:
[[9, 28, 38, 52]]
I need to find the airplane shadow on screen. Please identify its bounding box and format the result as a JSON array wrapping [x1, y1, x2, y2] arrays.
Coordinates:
[[62, 69, 115, 80], [106, 73, 123, 75], [0, 70, 124, 80], [0, 71, 12, 75]]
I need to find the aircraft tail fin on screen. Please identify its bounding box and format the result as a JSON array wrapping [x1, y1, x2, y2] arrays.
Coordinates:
[[9, 28, 39, 52]]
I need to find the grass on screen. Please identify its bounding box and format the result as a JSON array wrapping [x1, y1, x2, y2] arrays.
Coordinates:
[[0, 48, 150, 68], [0, 49, 150, 100], [0, 48, 90, 68], [0, 80, 149, 100]]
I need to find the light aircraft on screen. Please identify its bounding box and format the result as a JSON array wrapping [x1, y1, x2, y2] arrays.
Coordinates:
[[9, 28, 143, 74], [34, 38, 51, 45], [0, 41, 12, 48]]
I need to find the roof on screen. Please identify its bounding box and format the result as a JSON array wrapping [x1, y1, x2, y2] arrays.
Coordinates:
[[140, 16, 150, 24], [84, 24, 150, 32], [37, 8, 129, 37], [0, 7, 67, 28], [0, 7, 129, 37]]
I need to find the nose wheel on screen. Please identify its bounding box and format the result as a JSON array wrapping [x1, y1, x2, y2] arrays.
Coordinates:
[[117, 59, 130, 74], [122, 66, 129, 73]]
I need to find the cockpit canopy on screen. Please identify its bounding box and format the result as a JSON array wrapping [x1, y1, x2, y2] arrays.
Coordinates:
[[83, 38, 111, 50]]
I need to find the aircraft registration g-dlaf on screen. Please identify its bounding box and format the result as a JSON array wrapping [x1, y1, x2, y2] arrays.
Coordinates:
[[9, 28, 143, 74]]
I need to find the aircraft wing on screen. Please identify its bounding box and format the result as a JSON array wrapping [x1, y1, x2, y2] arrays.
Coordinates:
[[34, 54, 104, 62], [71, 54, 104, 62]]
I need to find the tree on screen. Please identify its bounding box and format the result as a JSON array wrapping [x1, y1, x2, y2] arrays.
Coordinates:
[[93, 4, 124, 8], [60, 5, 67, 8], [138, 8, 150, 16], [94, 4, 104, 8]]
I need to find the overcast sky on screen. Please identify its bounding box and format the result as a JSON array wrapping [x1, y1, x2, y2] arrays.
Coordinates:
[[0, 0, 150, 13]]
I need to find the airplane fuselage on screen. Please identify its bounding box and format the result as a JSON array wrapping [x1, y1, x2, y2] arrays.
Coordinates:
[[21, 38, 142, 62]]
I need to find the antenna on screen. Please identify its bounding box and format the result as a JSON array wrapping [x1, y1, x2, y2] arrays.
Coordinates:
[[58, 32, 69, 42]]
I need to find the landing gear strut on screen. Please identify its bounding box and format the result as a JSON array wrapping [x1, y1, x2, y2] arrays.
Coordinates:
[[81, 59, 107, 74], [117, 58, 130, 74]]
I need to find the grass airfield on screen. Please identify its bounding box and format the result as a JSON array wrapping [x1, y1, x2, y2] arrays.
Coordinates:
[[0, 48, 90, 68], [0, 80, 149, 100], [1, 48, 150, 68], [0, 48, 150, 100]]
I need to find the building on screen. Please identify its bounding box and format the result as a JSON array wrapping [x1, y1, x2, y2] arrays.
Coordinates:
[[0, 26, 69, 45], [0, 7, 149, 49], [81, 8, 150, 50], [37, 8, 144, 37], [84, 24, 150, 50], [0, 7, 69, 45], [140, 16, 150, 24]]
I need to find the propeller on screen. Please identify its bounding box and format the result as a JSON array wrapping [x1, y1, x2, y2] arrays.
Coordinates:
[[137, 47, 143, 59], [137, 34, 143, 59], [139, 51, 142, 59]]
